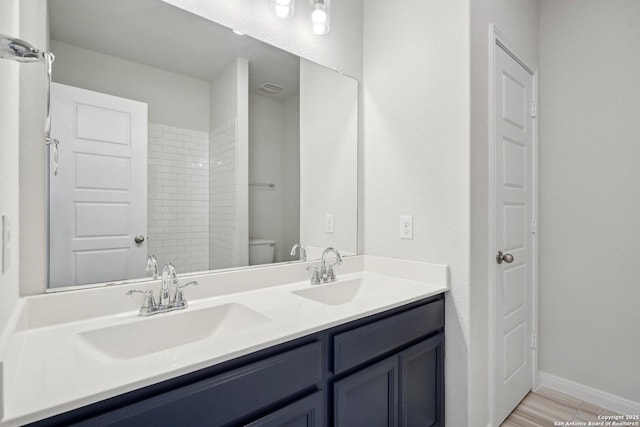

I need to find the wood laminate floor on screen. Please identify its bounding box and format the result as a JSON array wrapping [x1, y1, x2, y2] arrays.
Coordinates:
[[501, 387, 619, 426]]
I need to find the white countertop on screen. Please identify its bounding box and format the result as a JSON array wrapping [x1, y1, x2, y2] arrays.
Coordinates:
[[0, 255, 448, 426]]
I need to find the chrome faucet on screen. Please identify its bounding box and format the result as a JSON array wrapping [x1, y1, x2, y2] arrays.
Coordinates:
[[307, 247, 343, 285], [290, 243, 307, 261], [146, 255, 158, 279], [321, 247, 342, 282], [127, 262, 198, 316], [161, 263, 177, 306]]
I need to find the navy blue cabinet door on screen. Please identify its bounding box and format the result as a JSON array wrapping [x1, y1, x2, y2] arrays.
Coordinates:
[[399, 334, 444, 427], [245, 392, 323, 427], [334, 356, 399, 427]]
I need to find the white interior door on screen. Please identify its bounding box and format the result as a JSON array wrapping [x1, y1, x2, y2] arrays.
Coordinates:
[[494, 45, 535, 424], [49, 83, 148, 288]]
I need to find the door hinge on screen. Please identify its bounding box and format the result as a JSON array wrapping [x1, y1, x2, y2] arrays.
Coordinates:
[[531, 217, 537, 234], [531, 102, 537, 118], [531, 333, 537, 349]]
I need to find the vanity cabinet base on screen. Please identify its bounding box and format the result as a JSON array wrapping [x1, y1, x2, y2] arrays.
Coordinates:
[[29, 294, 444, 427]]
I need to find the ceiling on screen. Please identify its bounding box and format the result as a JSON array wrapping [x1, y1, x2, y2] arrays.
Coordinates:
[[49, 0, 300, 101]]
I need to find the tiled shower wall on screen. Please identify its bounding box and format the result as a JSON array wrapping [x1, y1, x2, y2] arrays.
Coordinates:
[[209, 119, 239, 269], [148, 123, 210, 273]]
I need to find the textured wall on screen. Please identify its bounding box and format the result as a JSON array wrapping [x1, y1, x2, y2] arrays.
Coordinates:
[[148, 123, 210, 274], [362, 1, 470, 425], [19, 0, 48, 297], [538, 0, 640, 404], [0, 0, 21, 329]]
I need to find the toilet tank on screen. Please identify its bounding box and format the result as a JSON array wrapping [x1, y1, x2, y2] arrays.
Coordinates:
[[248, 239, 276, 265]]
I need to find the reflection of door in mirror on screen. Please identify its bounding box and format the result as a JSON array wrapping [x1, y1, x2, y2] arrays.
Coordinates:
[[49, 83, 148, 288]]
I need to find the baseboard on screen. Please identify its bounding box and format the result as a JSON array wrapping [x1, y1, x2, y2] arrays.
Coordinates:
[[538, 371, 640, 415]]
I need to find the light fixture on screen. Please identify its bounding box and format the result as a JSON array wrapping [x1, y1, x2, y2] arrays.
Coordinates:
[[271, 0, 294, 19], [232, 29, 245, 36], [311, 0, 330, 35]]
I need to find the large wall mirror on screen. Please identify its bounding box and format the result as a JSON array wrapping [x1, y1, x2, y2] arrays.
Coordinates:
[[46, 0, 358, 289]]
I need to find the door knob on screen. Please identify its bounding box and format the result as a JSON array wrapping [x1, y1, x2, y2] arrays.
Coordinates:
[[496, 251, 514, 264], [134, 235, 145, 244]]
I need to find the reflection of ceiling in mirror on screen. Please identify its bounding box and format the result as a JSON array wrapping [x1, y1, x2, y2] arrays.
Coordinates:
[[48, 0, 300, 101]]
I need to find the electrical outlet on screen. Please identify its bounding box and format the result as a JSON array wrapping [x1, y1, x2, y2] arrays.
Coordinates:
[[400, 215, 413, 240], [2, 215, 10, 274], [325, 214, 334, 233]]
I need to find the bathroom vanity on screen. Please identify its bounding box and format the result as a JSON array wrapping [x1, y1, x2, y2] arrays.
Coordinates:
[[32, 295, 443, 427], [0, 256, 448, 426]]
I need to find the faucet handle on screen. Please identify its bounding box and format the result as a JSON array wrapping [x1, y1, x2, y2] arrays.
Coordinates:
[[306, 266, 322, 285], [126, 289, 156, 309], [177, 280, 198, 289], [326, 265, 337, 282], [174, 281, 197, 307]]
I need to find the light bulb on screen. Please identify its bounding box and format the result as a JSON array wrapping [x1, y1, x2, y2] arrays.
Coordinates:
[[310, 0, 330, 35], [272, 0, 294, 18], [313, 23, 328, 35], [311, 8, 327, 24], [275, 5, 291, 17]]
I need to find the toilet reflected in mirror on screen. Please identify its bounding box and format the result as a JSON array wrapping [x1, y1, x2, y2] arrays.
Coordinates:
[[248, 239, 276, 266]]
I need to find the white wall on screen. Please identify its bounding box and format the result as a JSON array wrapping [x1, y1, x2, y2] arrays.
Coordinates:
[[300, 59, 358, 255], [19, 0, 48, 297], [469, 0, 538, 424], [538, 0, 640, 404], [362, 1, 470, 425], [249, 93, 299, 263], [209, 120, 239, 269], [210, 61, 239, 269], [0, 0, 21, 328], [162, 0, 363, 80], [249, 94, 283, 260], [50, 41, 210, 132], [209, 58, 249, 268], [281, 94, 301, 261]]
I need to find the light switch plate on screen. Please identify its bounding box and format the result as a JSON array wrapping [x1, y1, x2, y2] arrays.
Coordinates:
[[325, 214, 334, 233], [400, 215, 413, 240], [2, 215, 10, 274]]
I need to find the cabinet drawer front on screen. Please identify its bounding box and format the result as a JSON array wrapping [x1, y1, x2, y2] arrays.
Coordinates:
[[77, 342, 322, 427], [333, 300, 443, 374]]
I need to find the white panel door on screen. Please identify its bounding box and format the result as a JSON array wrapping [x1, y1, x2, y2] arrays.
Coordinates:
[[494, 46, 534, 424], [49, 83, 148, 287]]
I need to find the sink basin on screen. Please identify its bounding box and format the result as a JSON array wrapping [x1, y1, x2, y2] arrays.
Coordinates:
[[75, 303, 270, 360], [292, 279, 369, 306]]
